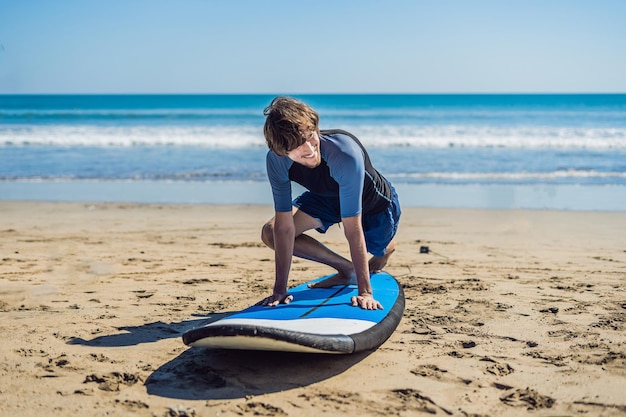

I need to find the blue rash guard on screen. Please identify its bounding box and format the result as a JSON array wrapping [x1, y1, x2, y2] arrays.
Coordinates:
[[266, 129, 393, 218]]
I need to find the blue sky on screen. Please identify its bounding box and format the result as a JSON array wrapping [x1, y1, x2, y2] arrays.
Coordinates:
[[1, 0, 625, 94]]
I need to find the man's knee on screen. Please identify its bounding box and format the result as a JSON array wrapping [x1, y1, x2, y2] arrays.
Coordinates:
[[261, 221, 275, 248]]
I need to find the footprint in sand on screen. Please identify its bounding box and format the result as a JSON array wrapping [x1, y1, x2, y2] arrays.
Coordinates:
[[83, 372, 144, 392], [500, 387, 555, 410]]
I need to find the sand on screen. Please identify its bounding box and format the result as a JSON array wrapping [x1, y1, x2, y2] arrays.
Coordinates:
[[0, 201, 625, 417]]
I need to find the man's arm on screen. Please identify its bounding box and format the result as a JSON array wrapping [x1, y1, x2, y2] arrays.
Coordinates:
[[342, 215, 383, 310], [266, 210, 295, 306]]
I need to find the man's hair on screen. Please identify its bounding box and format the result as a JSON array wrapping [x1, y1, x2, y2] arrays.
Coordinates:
[[263, 96, 319, 156]]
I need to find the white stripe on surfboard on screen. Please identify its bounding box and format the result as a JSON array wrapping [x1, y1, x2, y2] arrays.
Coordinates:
[[205, 317, 376, 335]]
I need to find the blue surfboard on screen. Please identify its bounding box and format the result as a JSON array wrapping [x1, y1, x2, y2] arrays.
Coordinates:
[[182, 271, 404, 354]]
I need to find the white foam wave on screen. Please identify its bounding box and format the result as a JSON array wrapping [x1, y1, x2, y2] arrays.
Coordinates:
[[350, 125, 626, 149], [1, 124, 626, 149], [389, 170, 626, 181], [0, 125, 266, 147]]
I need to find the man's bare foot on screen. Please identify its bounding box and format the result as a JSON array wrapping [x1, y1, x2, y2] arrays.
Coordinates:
[[308, 270, 356, 288], [368, 241, 396, 273]]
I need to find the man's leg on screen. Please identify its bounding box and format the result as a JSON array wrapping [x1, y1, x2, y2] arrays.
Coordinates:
[[311, 239, 397, 288], [364, 190, 401, 275], [261, 208, 355, 282], [368, 240, 396, 273]]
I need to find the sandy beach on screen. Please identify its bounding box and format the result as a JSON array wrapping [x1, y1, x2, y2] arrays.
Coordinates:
[[0, 201, 625, 417]]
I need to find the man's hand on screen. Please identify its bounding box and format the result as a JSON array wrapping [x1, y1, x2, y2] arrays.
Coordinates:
[[351, 293, 384, 310], [256, 293, 293, 307]]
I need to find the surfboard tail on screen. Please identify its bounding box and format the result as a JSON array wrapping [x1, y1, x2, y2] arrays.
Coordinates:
[[350, 284, 405, 352]]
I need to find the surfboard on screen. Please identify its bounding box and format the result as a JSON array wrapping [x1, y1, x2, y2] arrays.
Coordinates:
[[182, 271, 404, 354]]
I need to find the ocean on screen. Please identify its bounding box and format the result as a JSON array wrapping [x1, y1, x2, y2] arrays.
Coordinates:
[[1, 94, 625, 210]]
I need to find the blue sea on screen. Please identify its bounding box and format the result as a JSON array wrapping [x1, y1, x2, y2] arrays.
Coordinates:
[[1, 94, 625, 210]]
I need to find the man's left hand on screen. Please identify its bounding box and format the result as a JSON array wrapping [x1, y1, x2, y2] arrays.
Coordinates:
[[351, 294, 383, 310]]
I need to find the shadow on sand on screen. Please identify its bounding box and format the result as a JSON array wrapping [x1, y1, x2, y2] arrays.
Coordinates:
[[68, 312, 371, 400], [67, 313, 231, 347], [145, 347, 372, 400]]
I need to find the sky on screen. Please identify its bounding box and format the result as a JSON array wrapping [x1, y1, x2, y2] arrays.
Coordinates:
[[1, 0, 625, 94]]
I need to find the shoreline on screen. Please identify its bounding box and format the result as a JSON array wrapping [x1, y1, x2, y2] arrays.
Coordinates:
[[1, 201, 625, 416], [1, 180, 625, 211]]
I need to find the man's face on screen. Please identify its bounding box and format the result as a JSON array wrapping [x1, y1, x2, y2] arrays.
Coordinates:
[[286, 131, 321, 168]]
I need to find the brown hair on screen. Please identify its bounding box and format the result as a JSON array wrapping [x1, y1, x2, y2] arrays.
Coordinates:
[[263, 96, 319, 155]]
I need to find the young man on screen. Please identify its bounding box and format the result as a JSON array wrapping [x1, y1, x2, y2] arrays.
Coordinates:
[[260, 96, 401, 310]]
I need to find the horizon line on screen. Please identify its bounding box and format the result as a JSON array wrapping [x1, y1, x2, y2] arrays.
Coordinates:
[[2, 92, 626, 96]]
